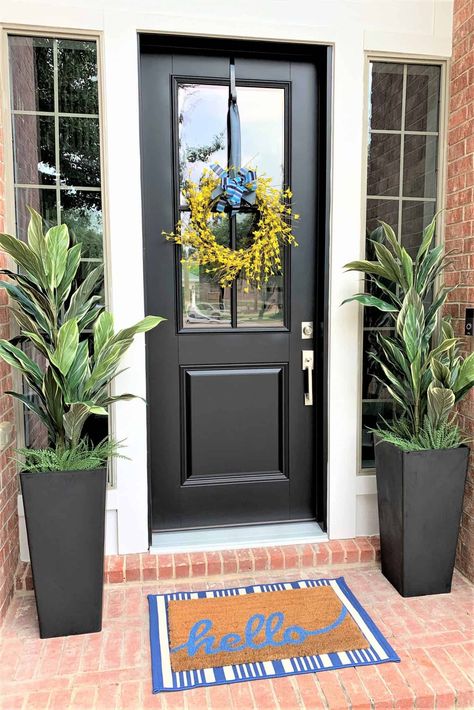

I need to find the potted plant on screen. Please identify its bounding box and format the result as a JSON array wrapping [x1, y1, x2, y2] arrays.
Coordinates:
[[343, 215, 474, 597], [0, 209, 163, 637]]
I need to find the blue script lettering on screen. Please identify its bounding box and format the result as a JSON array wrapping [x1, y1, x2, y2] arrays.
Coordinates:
[[171, 606, 347, 657]]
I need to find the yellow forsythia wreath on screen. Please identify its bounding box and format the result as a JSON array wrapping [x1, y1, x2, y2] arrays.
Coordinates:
[[163, 172, 299, 291]]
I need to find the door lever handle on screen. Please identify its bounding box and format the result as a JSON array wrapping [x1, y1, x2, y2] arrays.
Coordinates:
[[302, 350, 314, 406]]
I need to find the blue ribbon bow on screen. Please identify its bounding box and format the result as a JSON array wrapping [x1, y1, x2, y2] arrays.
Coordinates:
[[210, 164, 257, 213]]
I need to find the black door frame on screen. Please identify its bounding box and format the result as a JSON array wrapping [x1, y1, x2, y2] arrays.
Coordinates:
[[138, 33, 332, 542]]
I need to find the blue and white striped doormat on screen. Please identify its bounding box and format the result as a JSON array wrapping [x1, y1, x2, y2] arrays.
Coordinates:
[[147, 576, 399, 693]]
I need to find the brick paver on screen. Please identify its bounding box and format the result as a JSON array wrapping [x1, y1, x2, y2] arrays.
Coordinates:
[[1, 564, 473, 709]]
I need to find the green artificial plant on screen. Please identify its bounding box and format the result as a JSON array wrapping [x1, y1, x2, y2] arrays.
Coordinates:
[[0, 208, 164, 469], [343, 214, 474, 451]]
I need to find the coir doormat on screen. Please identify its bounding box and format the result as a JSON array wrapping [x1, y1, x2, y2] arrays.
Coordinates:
[[148, 577, 399, 692]]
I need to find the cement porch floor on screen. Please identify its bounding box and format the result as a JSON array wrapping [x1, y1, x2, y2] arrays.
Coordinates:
[[1, 563, 473, 709]]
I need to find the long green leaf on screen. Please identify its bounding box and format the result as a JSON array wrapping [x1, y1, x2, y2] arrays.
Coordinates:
[[64, 264, 103, 321], [5, 390, 55, 436], [64, 340, 90, 402], [427, 384, 455, 427], [416, 213, 438, 264], [0, 233, 43, 285], [45, 224, 70, 288], [373, 242, 404, 287], [403, 304, 423, 364], [0, 340, 43, 384], [343, 260, 393, 280], [94, 311, 114, 358], [56, 243, 82, 306], [50, 319, 79, 375], [111, 316, 166, 344], [453, 352, 474, 398], [341, 294, 398, 312], [26, 207, 46, 261], [400, 247, 413, 289], [379, 221, 403, 260]]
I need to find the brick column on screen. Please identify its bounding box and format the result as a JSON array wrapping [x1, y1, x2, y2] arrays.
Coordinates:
[[445, 0, 474, 582], [0, 124, 19, 624]]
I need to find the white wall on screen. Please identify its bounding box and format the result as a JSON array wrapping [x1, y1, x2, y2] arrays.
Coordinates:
[[2, 0, 453, 555]]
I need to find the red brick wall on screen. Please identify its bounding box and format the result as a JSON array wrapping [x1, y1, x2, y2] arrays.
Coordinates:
[[445, 0, 474, 582], [0, 123, 19, 625]]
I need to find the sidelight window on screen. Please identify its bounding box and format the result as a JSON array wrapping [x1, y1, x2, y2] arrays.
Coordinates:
[[361, 60, 442, 469], [8, 34, 105, 447]]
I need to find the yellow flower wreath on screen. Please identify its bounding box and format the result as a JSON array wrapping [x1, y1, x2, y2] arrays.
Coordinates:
[[163, 172, 299, 291]]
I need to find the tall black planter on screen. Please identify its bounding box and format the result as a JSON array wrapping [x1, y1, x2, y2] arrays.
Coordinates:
[[375, 441, 469, 597], [20, 468, 107, 638]]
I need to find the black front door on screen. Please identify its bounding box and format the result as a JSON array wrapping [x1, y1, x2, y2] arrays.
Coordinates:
[[140, 38, 325, 532]]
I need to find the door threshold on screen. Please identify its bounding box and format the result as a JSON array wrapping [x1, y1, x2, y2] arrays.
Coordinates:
[[150, 521, 327, 554]]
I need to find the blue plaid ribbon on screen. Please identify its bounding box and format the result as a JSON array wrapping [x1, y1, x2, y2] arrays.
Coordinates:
[[210, 164, 257, 213]]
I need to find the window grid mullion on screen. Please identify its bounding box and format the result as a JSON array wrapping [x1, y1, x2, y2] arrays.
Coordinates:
[[53, 39, 61, 226], [397, 63, 408, 244]]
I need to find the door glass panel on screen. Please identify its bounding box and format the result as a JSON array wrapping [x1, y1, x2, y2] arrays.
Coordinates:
[[177, 81, 286, 329], [178, 83, 228, 203], [181, 212, 231, 328], [238, 86, 285, 189], [236, 212, 284, 327]]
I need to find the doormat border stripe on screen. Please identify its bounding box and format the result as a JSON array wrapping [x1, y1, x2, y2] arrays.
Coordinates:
[[148, 577, 400, 693]]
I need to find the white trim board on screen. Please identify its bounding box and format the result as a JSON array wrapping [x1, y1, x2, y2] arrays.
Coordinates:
[[151, 521, 327, 554]]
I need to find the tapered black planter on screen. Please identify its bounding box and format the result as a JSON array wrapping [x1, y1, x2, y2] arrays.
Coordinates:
[[20, 468, 107, 638], [375, 441, 469, 597]]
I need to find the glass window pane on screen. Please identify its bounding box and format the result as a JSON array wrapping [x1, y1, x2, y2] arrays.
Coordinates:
[[238, 86, 285, 189], [362, 330, 395, 399], [59, 116, 100, 186], [405, 64, 440, 132], [401, 200, 436, 258], [9, 36, 54, 112], [235, 212, 284, 327], [369, 62, 403, 130], [367, 133, 401, 196], [15, 187, 57, 240], [60, 189, 102, 258], [181, 212, 231, 328], [58, 39, 98, 114], [361, 401, 395, 469], [13, 115, 56, 185], [403, 134, 438, 198], [366, 198, 399, 237], [178, 83, 228, 201]]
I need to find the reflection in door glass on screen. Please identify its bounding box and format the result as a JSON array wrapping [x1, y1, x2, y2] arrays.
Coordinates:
[[181, 212, 231, 328], [236, 212, 284, 327], [238, 86, 285, 189], [178, 83, 228, 202]]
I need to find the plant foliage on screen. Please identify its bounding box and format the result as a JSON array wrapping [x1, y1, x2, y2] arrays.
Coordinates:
[[343, 215, 474, 450], [0, 208, 164, 453], [17, 438, 127, 472]]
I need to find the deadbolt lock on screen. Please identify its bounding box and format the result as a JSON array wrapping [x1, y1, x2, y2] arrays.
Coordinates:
[[301, 321, 313, 339]]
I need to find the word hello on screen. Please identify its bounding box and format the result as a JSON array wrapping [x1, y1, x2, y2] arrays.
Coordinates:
[[171, 607, 347, 657]]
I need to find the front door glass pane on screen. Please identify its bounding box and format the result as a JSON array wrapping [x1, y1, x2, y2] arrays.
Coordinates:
[[178, 83, 228, 202], [181, 212, 231, 327], [177, 81, 286, 329]]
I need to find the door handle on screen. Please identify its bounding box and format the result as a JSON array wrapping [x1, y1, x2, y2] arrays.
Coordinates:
[[302, 350, 314, 406]]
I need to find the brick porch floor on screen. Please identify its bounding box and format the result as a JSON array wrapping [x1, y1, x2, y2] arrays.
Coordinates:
[[1, 560, 473, 709]]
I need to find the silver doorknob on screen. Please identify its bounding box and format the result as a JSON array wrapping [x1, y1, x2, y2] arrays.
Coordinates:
[[301, 321, 313, 339]]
